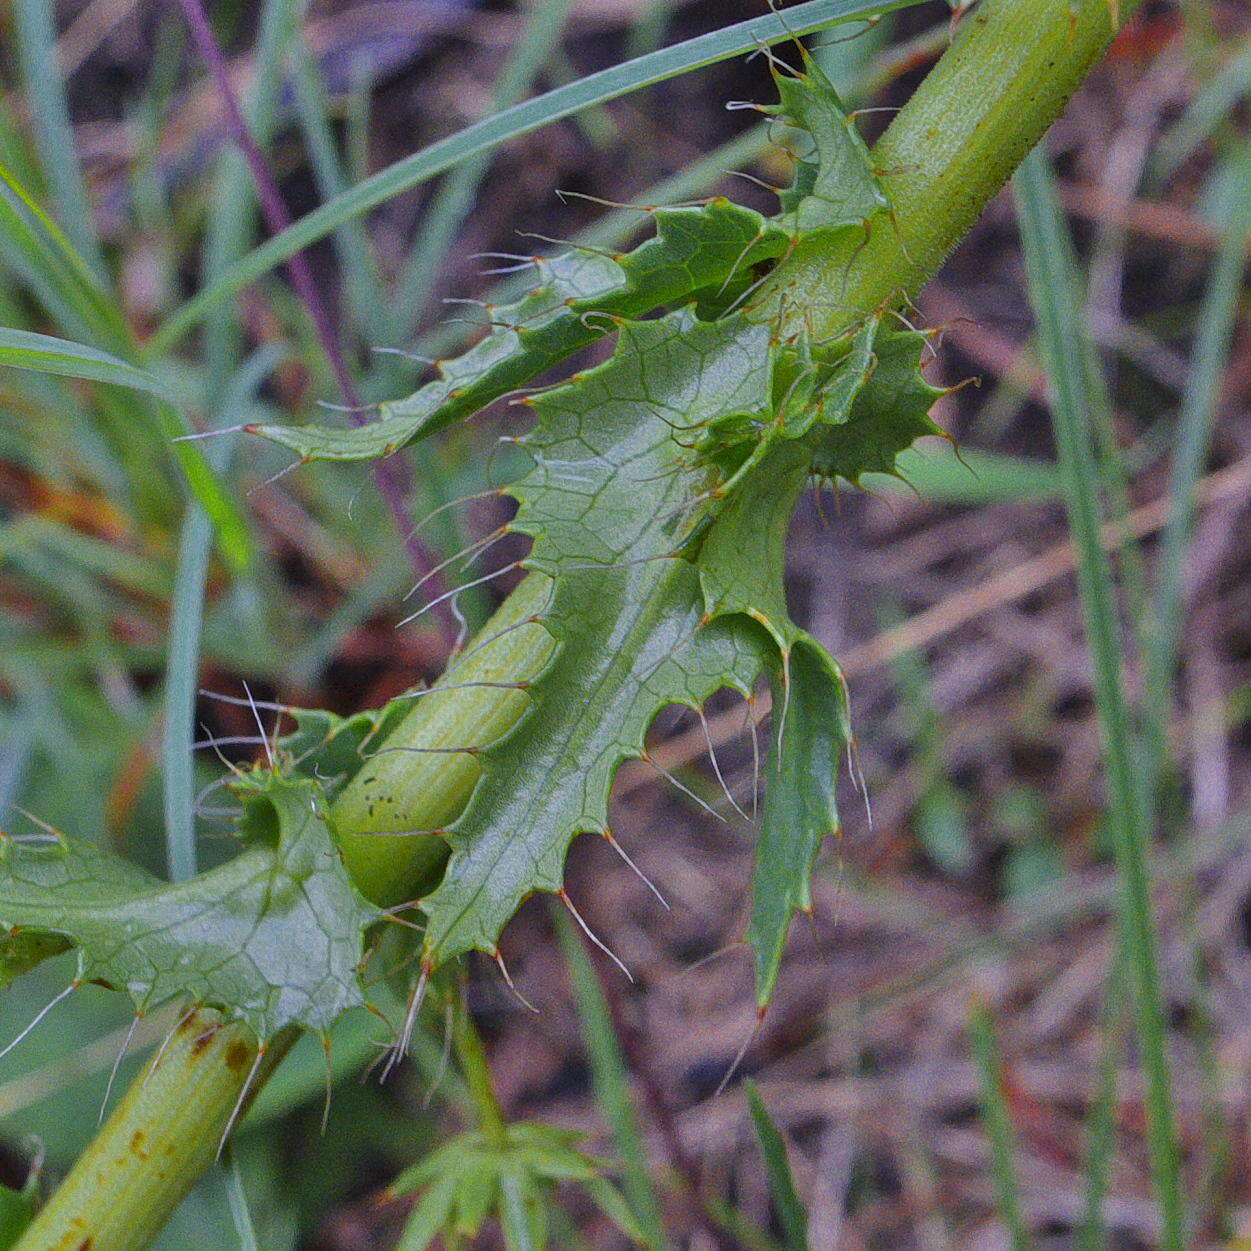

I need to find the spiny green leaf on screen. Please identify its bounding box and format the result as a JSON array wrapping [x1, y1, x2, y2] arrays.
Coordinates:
[[250, 199, 787, 461], [0, 771, 380, 1040], [410, 308, 934, 995], [699, 441, 851, 1003], [343, 72, 941, 1003], [247, 64, 882, 465], [420, 314, 771, 965]]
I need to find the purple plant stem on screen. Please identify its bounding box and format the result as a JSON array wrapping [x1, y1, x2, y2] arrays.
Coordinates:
[[174, 0, 453, 633]]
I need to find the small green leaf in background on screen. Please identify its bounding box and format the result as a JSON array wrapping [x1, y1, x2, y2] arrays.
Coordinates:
[[745, 1080, 807, 1251], [391, 1123, 641, 1250]]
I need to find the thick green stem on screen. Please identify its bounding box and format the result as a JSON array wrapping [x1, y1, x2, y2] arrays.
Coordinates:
[[764, 0, 1135, 338], [15, 1011, 293, 1251], [334, 570, 557, 905], [31, 2, 1139, 1246]]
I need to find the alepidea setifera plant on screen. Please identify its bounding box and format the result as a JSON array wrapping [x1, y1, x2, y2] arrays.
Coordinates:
[[0, 3, 1136, 1247]]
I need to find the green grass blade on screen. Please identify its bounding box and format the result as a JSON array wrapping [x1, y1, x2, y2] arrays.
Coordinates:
[[1015, 145, 1185, 1249], [0, 328, 173, 401], [744, 1080, 808, 1251], [288, 42, 391, 346], [199, 0, 311, 384], [554, 908, 668, 1251], [393, 0, 578, 333], [162, 345, 285, 882], [11, 0, 108, 282], [969, 1001, 1032, 1251], [0, 163, 252, 571], [0, 159, 123, 346], [149, 0, 925, 351], [1144, 148, 1251, 766], [1077, 940, 1127, 1251], [222, 1154, 260, 1251], [1151, 39, 1251, 186]]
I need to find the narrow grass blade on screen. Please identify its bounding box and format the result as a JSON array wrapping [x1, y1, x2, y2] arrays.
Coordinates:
[[288, 42, 391, 346], [0, 159, 122, 346], [1077, 935, 1126, 1251], [554, 908, 667, 1251], [150, 0, 925, 351], [1144, 148, 1251, 768], [0, 328, 173, 401], [1151, 40, 1251, 186], [222, 1152, 260, 1251], [969, 1000, 1032, 1251], [744, 1080, 807, 1251], [200, 0, 307, 383], [12, 0, 108, 282], [1015, 146, 1185, 1249], [162, 345, 285, 882], [393, 0, 578, 333], [0, 160, 253, 572]]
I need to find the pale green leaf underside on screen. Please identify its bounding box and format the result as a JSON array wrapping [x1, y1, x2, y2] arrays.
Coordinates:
[[0, 772, 379, 1039], [421, 314, 772, 962]]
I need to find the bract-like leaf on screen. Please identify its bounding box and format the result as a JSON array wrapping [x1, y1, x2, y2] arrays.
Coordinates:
[[771, 51, 888, 236], [276, 703, 408, 797], [699, 441, 850, 1003], [251, 200, 787, 461], [0, 771, 379, 1039], [810, 323, 945, 483]]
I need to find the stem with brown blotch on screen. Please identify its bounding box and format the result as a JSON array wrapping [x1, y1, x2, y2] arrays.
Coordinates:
[[15, 1011, 294, 1251]]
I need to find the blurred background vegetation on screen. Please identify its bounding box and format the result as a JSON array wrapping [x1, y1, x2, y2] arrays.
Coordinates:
[[1, 0, 1250, 1246]]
